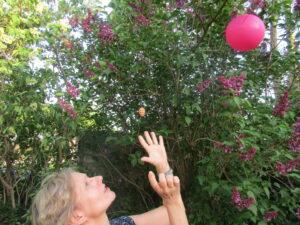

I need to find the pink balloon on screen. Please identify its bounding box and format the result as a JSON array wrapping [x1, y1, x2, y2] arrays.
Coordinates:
[[225, 14, 265, 51]]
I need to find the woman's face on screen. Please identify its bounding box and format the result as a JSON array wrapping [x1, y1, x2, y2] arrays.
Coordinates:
[[72, 172, 116, 218]]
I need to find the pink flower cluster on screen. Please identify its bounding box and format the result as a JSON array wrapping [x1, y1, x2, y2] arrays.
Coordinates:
[[231, 187, 255, 211], [106, 62, 118, 72], [236, 133, 245, 149], [231, 10, 238, 19], [247, 0, 265, 14], [217, 73, 246, 96], [61, 38, 74, 50], [129, 1, 155, 16], [57, 99, 77, 119], [273, 90, 289, 117], [66, 82, 80, 98], [297, 208, 300, 219], [263, 211, 278, 222], [87, 8, 95, 23], [276, 158, 300, 175], [174, 0, 188, 7], [294, 0, 300, 11], [98, 22, 115, 44], [82, 18, 92, 33], [197, 78, 212, 92], [84, 69, 96, 77], [288, 118, 300, 152], [94, 61, 101, 69], [81, 9, 94, 33], [134, 14, 151, 26], [289, 136, 300, 152], [214, 142, 234, 153], [69, 15, 79, 27], [250, 0, 265, 8], [128, 3, 144, 13], [239, 147, 256, 161]]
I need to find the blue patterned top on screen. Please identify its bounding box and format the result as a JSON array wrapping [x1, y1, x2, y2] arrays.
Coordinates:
[[110, 216, 136, 225]]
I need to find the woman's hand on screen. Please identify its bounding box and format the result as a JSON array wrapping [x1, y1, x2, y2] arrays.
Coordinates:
[[138, 131, 170, 174], [147, 171, 182, 206], [148, 171, 189, 225]]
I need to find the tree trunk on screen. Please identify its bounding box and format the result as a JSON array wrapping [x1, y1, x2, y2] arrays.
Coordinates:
[[270, 15, 281, 98]]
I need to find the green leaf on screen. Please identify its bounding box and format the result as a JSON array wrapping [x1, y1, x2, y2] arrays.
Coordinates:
[[258, 221, 267, 225], [7, 126, 16, 135], [247, 191, 255, 198], [185, 116, 192, 125], [264, 187, 270, 199], [182, 87, 190, 96], [233, 96, 241, 107], [192, 103, 201, 113], [250, 204, 257, 216], [26, 77, 38, 85], [55, 92, 64, 97], [208, 182, 218, 196], [105, 136, 118, 144]]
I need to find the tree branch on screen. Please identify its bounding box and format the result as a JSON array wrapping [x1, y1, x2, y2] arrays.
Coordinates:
[[192, 0, 230, 53]]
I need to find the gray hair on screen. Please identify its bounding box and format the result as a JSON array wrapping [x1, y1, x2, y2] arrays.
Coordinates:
[[31, 168, 75, 225]]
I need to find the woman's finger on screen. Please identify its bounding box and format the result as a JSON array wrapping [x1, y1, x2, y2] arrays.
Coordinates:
[[151, 132, 158, 145], [138, 135, 149, 152], [141, 156, 153, 164], [159, 135, 164, 146], [148, 171, 161, 193], [166, 174, 174, 188], [144, 131, 153, 145], [158, 173, 167, 189], [173, 176, 180, 188]]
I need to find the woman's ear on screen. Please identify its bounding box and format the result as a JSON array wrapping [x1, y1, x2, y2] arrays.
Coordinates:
[[69, 209, 88, 225]]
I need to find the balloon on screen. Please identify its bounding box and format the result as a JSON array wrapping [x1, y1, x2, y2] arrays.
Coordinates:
[[225, 14, 265, 51], [138, 107, 145, 117]]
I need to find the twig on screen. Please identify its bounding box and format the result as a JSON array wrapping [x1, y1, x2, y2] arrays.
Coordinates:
[[192, 0, 229, 53]]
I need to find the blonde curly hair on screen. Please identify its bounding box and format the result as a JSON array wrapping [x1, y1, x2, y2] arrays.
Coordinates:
[[31, 168, 76, 225]]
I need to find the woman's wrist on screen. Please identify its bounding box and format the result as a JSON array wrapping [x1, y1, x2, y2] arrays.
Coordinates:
[[163, 196, 185, 209], [156, 163, 171, 174]]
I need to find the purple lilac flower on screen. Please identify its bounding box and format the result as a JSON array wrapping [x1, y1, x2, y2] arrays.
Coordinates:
[[106, 62, 118, 72], [84, 69, 96, 77], [82, 18, 91, 33], [57, 99, 77, 119], [66, 82, 80, 98], [197, 78, 212, 92], [276, 158, 300, 175], [263, 211, 278, 222], [231, 187, 255, 211], [294, 0, 300, 11], [98, 22, 115, 44], [239, 147, 256, 161], [296, 208, 300, 219], [273, 90, 289, 117], [134, 14, 151, 26], [217, 73, 246, 96], [214, 142, 235, 153], [69, 15, 79, 27], [288, 118, 300, 152], [128, 3, 144, 13]]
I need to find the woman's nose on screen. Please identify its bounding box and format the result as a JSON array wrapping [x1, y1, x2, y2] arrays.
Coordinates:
[[95, 176, 103, 183]]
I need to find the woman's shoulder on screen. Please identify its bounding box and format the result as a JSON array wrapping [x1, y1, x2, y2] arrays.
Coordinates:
[[109, 216, 136, 225]]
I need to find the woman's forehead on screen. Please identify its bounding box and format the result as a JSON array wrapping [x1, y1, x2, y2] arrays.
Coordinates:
[[72, 172, 87, 179], [72, 172, 86, 194]]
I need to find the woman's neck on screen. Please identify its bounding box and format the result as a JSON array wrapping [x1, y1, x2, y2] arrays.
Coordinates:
[[84, 213, 110, 225]]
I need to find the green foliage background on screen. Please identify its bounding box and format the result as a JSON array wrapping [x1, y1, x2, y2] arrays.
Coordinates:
[[0, 0, 299, 224]]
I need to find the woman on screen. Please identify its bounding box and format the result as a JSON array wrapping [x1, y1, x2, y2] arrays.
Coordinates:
[[31, 131, 189, 225]]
